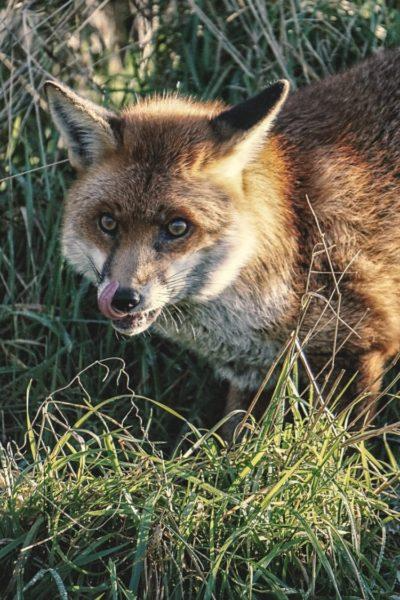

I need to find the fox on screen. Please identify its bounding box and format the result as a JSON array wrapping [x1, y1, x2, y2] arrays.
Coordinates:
[[45, 48, 400, 434]]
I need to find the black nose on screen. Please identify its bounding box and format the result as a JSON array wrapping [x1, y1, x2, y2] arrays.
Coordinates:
[[111, 287, 142, 313]]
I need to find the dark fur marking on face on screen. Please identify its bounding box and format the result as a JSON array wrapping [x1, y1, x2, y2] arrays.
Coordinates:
[[100, 241, 119, 282], [179, 236, 235, 299]]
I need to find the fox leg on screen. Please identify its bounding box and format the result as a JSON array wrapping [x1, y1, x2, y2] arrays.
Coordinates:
[[222, 383, 274, 440], [222, 384, 247, 441], [353, 350, 385, 426]]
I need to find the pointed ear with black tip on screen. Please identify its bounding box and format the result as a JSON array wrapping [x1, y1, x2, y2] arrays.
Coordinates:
[[209, 80, 289, 173], [44, 81, 122, 170]]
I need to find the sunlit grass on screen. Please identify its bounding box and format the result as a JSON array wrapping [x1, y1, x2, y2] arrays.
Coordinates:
[[1, 356, 399, 598]]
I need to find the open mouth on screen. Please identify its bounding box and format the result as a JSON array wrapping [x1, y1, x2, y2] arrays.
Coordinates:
[[112, 307, 161, 335], [97, 281, 162, 336]]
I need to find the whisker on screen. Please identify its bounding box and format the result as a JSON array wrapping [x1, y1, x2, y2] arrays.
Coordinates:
[[164, 265, 195, 282], [86, 254, 102, 283], [164, 306, 180, 333], [169, 307, 183, 326], [171, 304, 186, 323], [74, 240, 102, 283]]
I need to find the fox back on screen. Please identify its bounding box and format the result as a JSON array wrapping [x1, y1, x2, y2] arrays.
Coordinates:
[[46, 48, 400, 423]]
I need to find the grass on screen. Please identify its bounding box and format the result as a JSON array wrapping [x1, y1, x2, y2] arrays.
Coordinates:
[[1, 354, 399, 598], [1, 0, 400, 597]]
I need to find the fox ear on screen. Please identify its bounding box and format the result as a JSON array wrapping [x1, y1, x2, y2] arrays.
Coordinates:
[[209, 80, 289, 172], [44, 81, 121, 170]]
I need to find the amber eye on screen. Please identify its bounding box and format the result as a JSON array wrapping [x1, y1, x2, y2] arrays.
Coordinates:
[[166, 218, 189, 238], [99, 213, 117, 235]]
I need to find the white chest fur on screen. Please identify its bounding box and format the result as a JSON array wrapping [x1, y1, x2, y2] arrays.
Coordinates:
[[154, 291, 283, 391]]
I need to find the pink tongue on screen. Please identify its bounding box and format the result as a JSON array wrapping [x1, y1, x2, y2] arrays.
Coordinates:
[[98, 281, 127, 320]]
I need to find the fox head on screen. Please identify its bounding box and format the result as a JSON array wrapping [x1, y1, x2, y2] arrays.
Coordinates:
[[45, 79, 289, 335]]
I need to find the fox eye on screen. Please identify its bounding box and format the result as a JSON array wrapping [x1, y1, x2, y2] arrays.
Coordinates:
[[99, 213, 117, 235], [166, 218, 189, 238]]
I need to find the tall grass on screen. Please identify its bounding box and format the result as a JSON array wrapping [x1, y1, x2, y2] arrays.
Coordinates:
[[1, 1, 400, 597]]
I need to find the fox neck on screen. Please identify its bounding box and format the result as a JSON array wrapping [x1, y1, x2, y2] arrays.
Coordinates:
[[220, 134, 298, 326]]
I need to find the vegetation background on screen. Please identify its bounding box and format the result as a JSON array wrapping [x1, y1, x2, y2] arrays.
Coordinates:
[[1, 0, 400, 597]]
